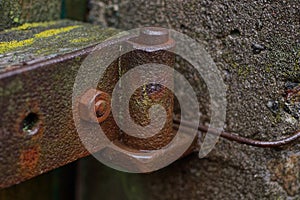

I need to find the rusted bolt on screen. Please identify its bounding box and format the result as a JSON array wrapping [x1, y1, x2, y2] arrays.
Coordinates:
[[118, 27, 176, 150], [79, 88, 111, 123], [138, 27, 170, 45], [130, 27, 175, 52]]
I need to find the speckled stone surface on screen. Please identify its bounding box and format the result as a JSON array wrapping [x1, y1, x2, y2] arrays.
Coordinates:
[[86, 1, 300, 199], [0, 0, 61, 30]]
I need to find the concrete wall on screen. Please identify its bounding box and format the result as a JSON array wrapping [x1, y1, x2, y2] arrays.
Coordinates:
[[86, 1, 300, 199]]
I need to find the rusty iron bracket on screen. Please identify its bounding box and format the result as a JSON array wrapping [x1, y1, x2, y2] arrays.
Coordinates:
[[1, 20, 299, 189], [0, 22, 179, 188], [0, 21, 122, 188]]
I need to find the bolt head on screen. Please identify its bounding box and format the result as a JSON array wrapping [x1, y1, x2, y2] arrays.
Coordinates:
[[139, 27, 169, 45]]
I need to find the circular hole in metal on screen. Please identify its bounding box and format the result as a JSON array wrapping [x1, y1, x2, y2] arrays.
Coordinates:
[[21, 113, 40, 135]]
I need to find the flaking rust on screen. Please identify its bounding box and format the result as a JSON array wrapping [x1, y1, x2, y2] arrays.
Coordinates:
[[119, 27, 176, 150], [0, 20, 120, 188], [87, 27, 177, 152], [0, 23, 180, 187], [19, 146, 40, 177]]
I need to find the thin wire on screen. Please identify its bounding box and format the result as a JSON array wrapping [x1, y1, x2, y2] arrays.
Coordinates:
[[173, 118, 300, 148]]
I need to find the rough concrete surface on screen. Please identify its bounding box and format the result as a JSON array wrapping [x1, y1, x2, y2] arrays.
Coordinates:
[[0, 0, 61, 30], [87, 0, 300, 199]]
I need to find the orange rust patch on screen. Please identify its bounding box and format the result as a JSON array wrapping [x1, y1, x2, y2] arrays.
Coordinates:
[[19, 146, 40, 176]]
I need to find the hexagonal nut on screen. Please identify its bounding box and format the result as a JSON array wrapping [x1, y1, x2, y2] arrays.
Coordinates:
[[79, 88, 111, 123]]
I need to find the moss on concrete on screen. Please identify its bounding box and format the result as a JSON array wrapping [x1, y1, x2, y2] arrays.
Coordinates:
[[0, 0, 61, 30]]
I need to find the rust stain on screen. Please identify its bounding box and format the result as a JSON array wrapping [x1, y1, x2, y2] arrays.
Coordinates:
[[19, 146, 40, 177], [118, 27, 176, 151]]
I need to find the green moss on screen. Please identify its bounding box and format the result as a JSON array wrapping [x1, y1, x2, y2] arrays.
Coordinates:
[[13, 17, 20, 23], [69, 37, 90, 43], [293, 51, 300, 71], [231, 62, 239, 69], [237, 67, 246, 77], [230, 62, 252, 79], [0, 0, 61, 29], [265, 64, 273, 73], [266, 36, 300, 81]]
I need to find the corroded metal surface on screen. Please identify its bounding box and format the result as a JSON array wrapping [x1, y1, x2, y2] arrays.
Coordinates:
[[0, 54, 89, 188], [75, 27, 177, 153], [119, 49, 175, 150], [118, 28, 176, 150], [1, 2, 299, 198], [78, 88, 112, 123], [0, 21, 120, 188], [0, 22, 180, 188]]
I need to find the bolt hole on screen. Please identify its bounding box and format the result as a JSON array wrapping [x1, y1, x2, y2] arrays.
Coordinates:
[[180, 24, 187, 29], [96, 101, 108, 118], [230, 29, 240, 37], [21, 113, 40, 135]]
